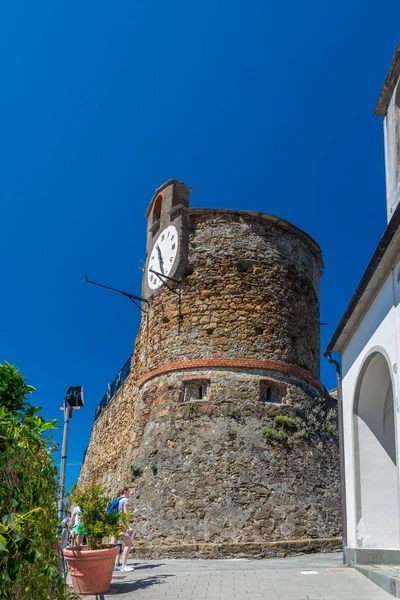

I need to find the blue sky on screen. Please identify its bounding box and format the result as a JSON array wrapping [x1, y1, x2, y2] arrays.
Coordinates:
[[1, 1, 399, 489]]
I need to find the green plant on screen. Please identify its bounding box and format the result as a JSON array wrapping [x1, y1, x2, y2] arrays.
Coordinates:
[[261, 425, 288, 441], [262, 396, 339, 445], [325, 407, 339, 436], [0, 362, 72, 600], [130, 460, 143, 481], [187, 401, 197, 417], [71, 483, 128, 550], [261, 414, 300, 442], [271, 428, 288, 441], [293, 396, 339, 441], [274, 415, 298, 429], [261, 426, 273, 438], [0, 361, 36, 415], [150, 459, 158, 475]]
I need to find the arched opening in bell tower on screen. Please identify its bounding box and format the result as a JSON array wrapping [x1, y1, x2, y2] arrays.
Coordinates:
[[153, 194, 162, 223], [353, 351, 399, 549]]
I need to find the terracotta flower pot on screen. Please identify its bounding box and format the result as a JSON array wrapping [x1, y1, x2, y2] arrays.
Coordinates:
[[63, 545, 118, 595]]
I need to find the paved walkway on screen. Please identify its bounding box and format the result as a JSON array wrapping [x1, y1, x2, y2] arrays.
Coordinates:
[[79, 553, 393, 600]]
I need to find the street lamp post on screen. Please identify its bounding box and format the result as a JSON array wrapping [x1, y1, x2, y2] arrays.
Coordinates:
[[58, 386, 84, 521]]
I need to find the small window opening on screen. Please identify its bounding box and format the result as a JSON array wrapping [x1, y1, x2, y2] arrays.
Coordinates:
[[260, 380, 285, 404], [180, 379, 210, 403], [238, 259, 255, 273], [185, 264, 194, 276]]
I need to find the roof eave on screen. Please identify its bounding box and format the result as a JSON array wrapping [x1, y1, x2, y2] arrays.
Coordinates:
[[374, 42, 400, 117], [325, 202, 400, 356]]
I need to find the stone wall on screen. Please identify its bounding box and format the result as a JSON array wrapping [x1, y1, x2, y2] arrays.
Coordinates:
[[133, 210, 322, 382], [79, 369, 341, 557], [130, 370, 340, 557], [78, 374, 138, 489]]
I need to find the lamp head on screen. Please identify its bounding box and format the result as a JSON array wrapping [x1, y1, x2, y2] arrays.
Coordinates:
[[65, 386, 84, 409]]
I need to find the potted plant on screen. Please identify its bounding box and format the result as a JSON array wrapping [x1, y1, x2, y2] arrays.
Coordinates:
[[63, 482, 129, 595]]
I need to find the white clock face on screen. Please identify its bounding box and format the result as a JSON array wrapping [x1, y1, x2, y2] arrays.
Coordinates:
[[147, 225, 179, 290]]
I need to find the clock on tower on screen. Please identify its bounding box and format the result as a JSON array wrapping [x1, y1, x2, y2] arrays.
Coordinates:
[[147, 225, 179, 290]]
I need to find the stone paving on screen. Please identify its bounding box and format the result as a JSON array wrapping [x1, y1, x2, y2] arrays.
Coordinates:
[[78, 553, 393, 600]]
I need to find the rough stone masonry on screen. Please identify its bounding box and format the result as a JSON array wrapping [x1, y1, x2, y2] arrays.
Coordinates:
[[78, 180, 341, 558]]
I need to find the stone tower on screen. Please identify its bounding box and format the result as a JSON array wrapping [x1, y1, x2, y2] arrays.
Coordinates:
[[78, 180, 341, 558]]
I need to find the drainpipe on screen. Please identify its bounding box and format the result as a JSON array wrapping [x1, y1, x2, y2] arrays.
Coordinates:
[[325, 351, 348, 565]]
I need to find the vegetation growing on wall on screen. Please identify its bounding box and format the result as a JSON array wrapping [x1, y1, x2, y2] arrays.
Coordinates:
[[261, 396, 338, 444], [150, 458, 158, 475], [130, 460, 143, 481], [262, 415, 301, 441], [0, 362, 74, 600], [293, 396, 338, 440]]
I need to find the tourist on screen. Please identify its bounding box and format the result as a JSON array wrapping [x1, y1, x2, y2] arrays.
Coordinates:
[[109, 490, 125, 568], [117, 487, 135, 572], [60, 511, 71, 550], [70, 504, 85, 546]]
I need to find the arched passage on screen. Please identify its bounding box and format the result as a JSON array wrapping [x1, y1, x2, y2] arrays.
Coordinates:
[[354, 351, 399, 549]]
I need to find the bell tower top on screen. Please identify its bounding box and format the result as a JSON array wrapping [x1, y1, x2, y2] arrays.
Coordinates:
[[145, 179, 191, 239], [375, 43, 400, 223]]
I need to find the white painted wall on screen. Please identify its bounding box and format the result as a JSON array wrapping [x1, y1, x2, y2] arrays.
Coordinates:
[[341, 265, 400, 549], [384, 83, 400, 222]]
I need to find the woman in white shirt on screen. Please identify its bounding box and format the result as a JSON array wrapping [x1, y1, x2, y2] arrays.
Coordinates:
[[117, 487, 135, 572]]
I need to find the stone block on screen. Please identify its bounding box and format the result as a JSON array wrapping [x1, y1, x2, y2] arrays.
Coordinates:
[[155, 407, 170, 419]]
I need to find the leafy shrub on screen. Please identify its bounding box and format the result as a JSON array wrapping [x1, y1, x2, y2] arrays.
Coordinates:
[[0, 362, 73, 600], [187, 401, 197, 416], [271, 428, 289, 441], [274, 415, 298, 429], [325, 407, 339, 437], [293, 396, 339, 441], [261, 426, 273, 438], [130, 460, 143, 481], [262, 396, 339, 445], [261, 425, 288, 441], [261, 413, 301, 443], [71, 483, 128, 549]]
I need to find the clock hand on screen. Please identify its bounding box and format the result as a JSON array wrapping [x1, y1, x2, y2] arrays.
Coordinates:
[[156, 245, 165, 274]]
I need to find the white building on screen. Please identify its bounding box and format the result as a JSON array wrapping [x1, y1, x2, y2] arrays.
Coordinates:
[[326, 43, 400, 567]]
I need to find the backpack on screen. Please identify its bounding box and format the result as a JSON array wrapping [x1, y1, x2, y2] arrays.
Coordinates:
[[106, 497, 122, 515]]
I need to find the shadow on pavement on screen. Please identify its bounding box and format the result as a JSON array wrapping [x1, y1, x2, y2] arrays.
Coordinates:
[[131, 563, 165, 571], [108, 574, 175, 595]]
